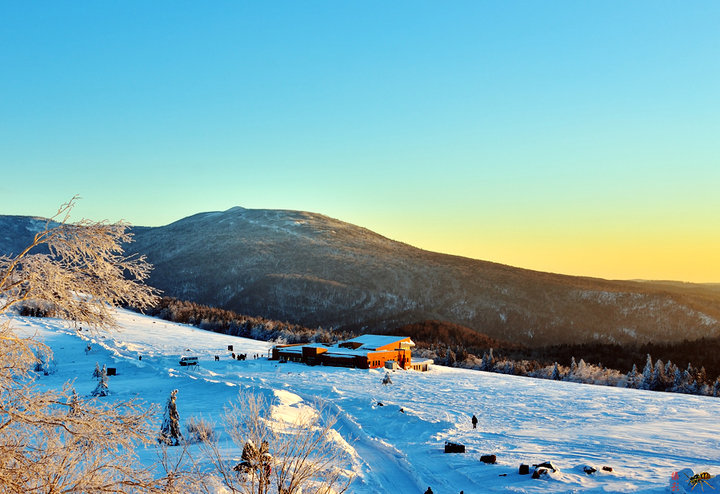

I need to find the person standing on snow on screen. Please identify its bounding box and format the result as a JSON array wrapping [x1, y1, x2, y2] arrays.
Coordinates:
[[471, 414, 478, 429]]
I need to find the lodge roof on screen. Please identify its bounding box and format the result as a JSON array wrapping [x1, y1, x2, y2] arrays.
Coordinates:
[[341, 335, 415, 351], [273, 335, 414, 357]]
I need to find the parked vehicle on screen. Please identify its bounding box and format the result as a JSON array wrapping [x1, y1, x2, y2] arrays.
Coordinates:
[[179, 356, 199, 366]]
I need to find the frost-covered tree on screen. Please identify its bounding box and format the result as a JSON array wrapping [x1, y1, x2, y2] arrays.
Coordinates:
[[200, 392, 352, 494], [625, 364, 640, 389], [651, 359, 665, 391], [672, 367, 685, 392], [159, 389, 183, 446], [481, 348, 495, 371], [91, 365, 109, 397], [68, 388, 81, 417], [0, 197, 158, 328], [382, 372, 392, 386], [563, 357, 578, 381], [683, 365, 699, 394], [713, 378, 720, 398], [577, 358, 587, 374], [663, 360, 677, 389], [0, 198, 195, 492], [640, 354, 654, 390], [664, 360, 674, 375], [551, 362, 561, 381], [33, 348, 54, 375], [93, 362, 102, 379]]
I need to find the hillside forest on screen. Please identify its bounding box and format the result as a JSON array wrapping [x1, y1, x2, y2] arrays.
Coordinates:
[[78, 296, 720, 399]]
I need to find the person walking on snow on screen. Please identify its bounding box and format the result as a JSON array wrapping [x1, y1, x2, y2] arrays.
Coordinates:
[[471, 414, 478, 429]]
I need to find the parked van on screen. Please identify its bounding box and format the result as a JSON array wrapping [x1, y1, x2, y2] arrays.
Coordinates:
[[179, 356, 199, 366]]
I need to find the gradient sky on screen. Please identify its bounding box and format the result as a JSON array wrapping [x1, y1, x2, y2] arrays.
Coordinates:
[[1, 1, 719, 282]]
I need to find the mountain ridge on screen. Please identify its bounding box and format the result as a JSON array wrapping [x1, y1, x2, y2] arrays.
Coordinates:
[[2, 207, 719, 346]]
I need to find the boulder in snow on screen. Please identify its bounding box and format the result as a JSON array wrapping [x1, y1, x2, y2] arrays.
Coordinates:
[[444, 441, 465, 453]]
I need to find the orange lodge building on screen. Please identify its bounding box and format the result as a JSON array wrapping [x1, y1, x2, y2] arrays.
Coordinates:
[[271, 335, 418, 370]]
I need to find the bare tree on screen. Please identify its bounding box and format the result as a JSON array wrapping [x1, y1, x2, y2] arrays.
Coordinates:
[[0, 198, 200, 492], [198, 391, 353, 494]]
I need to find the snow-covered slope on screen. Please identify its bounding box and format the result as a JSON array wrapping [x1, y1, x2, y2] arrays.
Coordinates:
[[14, 308, 720, 493]]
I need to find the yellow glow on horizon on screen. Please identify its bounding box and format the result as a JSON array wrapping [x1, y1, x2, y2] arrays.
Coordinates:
[[370, 214, 720, 284]]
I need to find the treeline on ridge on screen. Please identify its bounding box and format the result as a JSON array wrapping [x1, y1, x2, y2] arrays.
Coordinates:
[[133, 296, 354, 345], [392, 319, 720, 381]]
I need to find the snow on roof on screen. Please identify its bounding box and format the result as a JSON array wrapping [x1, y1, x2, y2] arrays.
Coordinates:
[[410, 358, 433, 364], [276, 344, 400, 358], [342, 334, 414, 351], [273, 335, 414, 358]]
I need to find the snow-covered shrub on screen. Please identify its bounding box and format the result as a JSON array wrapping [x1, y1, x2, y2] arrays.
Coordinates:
[[33, 348, 56, 375], [382, 372, 392, 385], [186, 416, 215, 443]]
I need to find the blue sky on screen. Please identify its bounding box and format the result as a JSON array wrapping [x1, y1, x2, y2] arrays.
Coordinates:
[[1, 1, 719, 281]]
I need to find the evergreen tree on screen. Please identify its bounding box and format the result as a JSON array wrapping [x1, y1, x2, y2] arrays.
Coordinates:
[[684, 366, 699, 394], [551, 362, 561, 381], [664, 360, 674, 375], [93, 362, 101, 379], [713, 378, 720, 397], [625, 364, 640, 389], [566, 357, 577, 381], [664, 361, 677, 389], [159, 389, 182, 446], [640, 354, 654, 390], [91, 366, 109, 397], [577, 359, 587, 376], [68, 388, 81, 416], [672, 368, 685, 392], [651, 359, 665, 391]]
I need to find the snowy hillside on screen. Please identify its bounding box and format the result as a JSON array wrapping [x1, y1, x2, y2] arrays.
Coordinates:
[[5, 210, 720, 346], [13, 309, 720, 493]]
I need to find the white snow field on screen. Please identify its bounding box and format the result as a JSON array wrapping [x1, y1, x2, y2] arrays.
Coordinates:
[[12, 308, 720, 493]]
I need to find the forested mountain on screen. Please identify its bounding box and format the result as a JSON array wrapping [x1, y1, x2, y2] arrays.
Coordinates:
[[2, 207, 720, 346]]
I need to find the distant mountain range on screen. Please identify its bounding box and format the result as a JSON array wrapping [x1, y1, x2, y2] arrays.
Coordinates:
[[2, 207, 719, 346]]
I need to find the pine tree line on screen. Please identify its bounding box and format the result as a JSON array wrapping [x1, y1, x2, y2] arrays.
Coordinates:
[[129, 300, 720, 398], [415, 344, 720, 398]]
